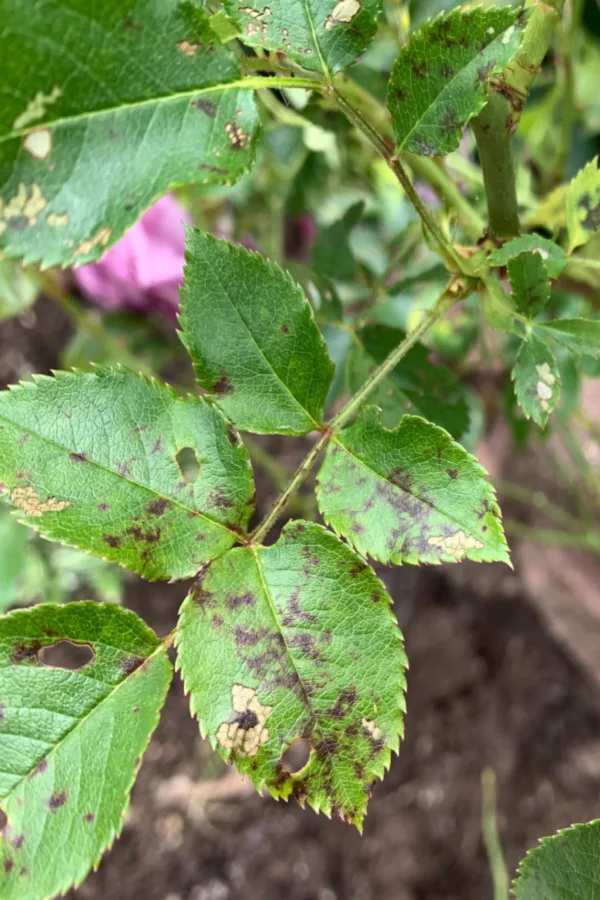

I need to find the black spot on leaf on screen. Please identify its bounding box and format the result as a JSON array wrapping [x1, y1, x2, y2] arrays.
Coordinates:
[[48, 791, 68, 811]]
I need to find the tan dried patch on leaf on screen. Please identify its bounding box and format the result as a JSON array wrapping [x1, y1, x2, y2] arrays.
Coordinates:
[[75, 227, 111, 257], [216, 684, 272, 757], [46, 212, 69, 227], [325, 0, 361, 30], [361, 717, 383, 740], [23, 128, 52, 160], [12, 485, 71, 517], [225, 121, 251, 150], [427, 531, 484, 560], [0, 183, 48, 235], [176, 40, 202, 57], [239, 5, 272, 38], [535, 362, 556, 412], [13, 87, 61, 131]]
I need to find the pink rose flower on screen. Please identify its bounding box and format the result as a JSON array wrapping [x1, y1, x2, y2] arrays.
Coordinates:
[[73, 195, 191, 317]]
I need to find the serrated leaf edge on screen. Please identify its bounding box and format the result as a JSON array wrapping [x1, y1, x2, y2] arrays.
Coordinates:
[[512, 818, 600, 896]]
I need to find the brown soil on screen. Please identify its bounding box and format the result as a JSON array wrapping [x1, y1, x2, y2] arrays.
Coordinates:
[[4, 298, 600, 900]]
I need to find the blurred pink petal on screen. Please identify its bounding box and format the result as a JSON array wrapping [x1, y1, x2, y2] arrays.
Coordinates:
[[74, 195, 191, 316]]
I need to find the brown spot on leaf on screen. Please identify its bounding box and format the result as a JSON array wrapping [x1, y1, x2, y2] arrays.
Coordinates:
[[213, 376, 233, 396], [69, 452, 87, 463], [280, 324, 289, 334], [4, 859, 13, 874], [48, 791, 68, 811], [103, 534, 121, 548], [84, 812, 95, 823], [98, 503, 109, 512], [120, 657, 145, 675], [193, 98, 217, 117], [147, 498, 171, 516], [447, 468, 458, 480], [11, 835, 24, 850], [227, 592, 256, 611], [329, 688, 358, 719], [29, 759, 47, 778], [12, 641, 42, 665]]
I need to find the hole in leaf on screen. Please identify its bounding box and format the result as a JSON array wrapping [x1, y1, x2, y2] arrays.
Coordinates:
[[38, 641, 95, 671], [280, 739, 311, 774], [0, 810, 7, 832], [176, 447, 200, 483]]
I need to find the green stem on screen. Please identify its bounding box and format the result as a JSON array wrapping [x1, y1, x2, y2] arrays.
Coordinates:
[[250, 285, 461, 544], [241, 75, 325, 93], [472, 93, 520, 239], [330, 88, 468, 273], [557, 0, 584, 178], [481, 769, 509, 900]]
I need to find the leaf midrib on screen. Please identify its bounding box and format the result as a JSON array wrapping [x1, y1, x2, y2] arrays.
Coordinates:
[[0, 411, 239, 539], [1, 78, 251, 144], [395, 11, 518, 151]]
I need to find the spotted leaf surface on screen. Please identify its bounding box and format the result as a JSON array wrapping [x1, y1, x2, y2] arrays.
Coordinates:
[[0, 369, 255, 580], [176, 520, 406, 829], [512, 334, 561, 428], [388, 6, 524, 156], [507, 251, 551, 320], [514, 819, 600, 899], [489, 235, 568, 280], [180, 231, 334, 435], [317, 407, 508, 566], [223, 0, 382, 76], [0, 602, 172, 900], [0, 0, 258, 267], [537, 318, 600, 359], [566, 157, 600, 252], [347, 325, 470, 439]]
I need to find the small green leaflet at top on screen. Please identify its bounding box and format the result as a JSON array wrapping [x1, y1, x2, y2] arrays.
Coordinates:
[[566, 157, 600, 253], [176, 520, 406, 830], [507, 251, 550, 320], [0, 0, 258, 267], [513, 818, 600, 899], [537, 318, 600, 359], [488, 234, 568, 280], [223, 0, 382, 76], [512, 333, 561, 428], [0, 602, 172, 900], [179, 231, 334, 435], [317, 407, 509, 566], [387, 6, 524, 157], [0, 369, 255, 581]]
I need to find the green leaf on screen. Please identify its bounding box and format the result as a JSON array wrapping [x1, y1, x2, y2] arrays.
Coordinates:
[[0, 602, 172, 899], [223, 0, 382, 76], [176, 520, 406, 829], [512, 334, 561, 428], [514, 819, 600, 899], [317, 407, 508, 565], [347, 325, 470, 439], [0, 369, 255, 580], [566, 157, 600, 253], [538, 318, 600, 358], [0, 260, 39, 322], [0, 1, 258, 267], [387, 6, 524, 156], [488, 234, 568, 280], [313, 202, 363, 283], [507, 251, 551, 320], [180, 231, 334, 435]]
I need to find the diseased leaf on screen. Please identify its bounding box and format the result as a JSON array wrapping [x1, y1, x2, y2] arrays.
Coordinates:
[[538, 318, 600, 358], [176, 520, 406, 829], [566, 157, 600, 253], [0, 369, 255, 581], [514, 819, 600, 899], [488, 234, 568, 280], [0, 602, 172, 900], [507, 251, 551, 320], [387, 6, 524, 156], [512, 334, 561, 428], [347, 325, 470, 439], [180, 231, 334, 435], [317, 407, 508, 565], [0, 0, 258, 267], [223, 0, 382, 76], [313, 202, 363, 283]]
